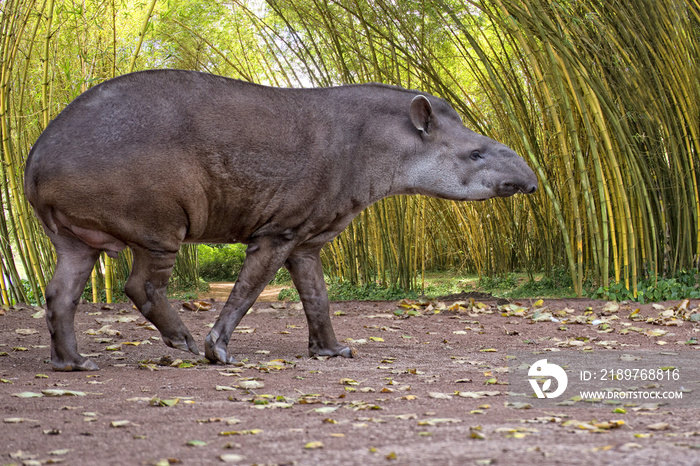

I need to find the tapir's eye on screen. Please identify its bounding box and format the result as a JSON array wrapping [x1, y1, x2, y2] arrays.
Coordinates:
[[470, 151, 482, 161]]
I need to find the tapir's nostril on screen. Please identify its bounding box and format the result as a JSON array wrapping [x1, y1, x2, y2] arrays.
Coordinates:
[[526, 184, 537, 194]]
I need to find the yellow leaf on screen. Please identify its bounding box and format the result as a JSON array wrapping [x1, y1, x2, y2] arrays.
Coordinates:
[[110, 420, 130, 428], [41, 389, 86, 397], [12, 391, 43, 398], [646, 422, 669, 431], [219, 429, 262, 436], [305, 441, 323, 449], [149, 397, 179, 407]]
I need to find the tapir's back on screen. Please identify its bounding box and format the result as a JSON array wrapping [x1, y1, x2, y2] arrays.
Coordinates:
[[27, 71, 303, 185], [24, 70, 416, 248]]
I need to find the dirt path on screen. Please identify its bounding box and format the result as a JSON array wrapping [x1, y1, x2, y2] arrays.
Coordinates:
[[201, 283, 284, 303], [2, 298, 699, 465]]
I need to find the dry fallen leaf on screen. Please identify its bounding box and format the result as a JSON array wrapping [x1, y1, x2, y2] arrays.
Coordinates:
[[428, 392, 452, 400], [41, 389, 86, 397], [219, 429, 262, 436], [4, 417, 38, 423], [417, 418, 461, 426], [48, 449, 72, 456], [313, 407, 339, 414], [647, 422, 670, 431], [150, 396, 179, 407], [182, 300, 213, 312], [216, 385, 237, 391], [110, 420, 131, 428], [237, 380, 264, 390], [12, 391, 43, 398], [456, 391, 500, 398], [186, 440, 207, 447]]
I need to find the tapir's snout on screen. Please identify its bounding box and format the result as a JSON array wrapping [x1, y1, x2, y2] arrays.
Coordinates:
[[496, 167, 538, 197], [488, 143, 538, 198], [523, 181, 538, 194], [524, 169, 539, 194]]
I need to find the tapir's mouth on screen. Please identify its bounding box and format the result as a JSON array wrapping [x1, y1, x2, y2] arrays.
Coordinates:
[[496, 181, 538, 197]]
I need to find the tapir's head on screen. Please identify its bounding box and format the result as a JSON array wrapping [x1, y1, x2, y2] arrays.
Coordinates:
[[395, 94, 538, 201]]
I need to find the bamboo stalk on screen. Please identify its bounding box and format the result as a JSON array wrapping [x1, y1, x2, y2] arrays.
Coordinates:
[[127, 0, 157, 73]]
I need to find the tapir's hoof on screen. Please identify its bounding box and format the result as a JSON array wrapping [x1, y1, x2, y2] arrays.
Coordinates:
[[204, 332, 236, 365], [162, 332, 199, 356], [52, 358, 99, 372], [310, 345, 357, 358]]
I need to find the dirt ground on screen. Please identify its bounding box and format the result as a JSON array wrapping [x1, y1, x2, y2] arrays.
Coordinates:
[[1, 291, 700, 466]]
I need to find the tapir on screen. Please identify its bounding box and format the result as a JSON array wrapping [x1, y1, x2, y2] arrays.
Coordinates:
[[24, 70, 538, 371]]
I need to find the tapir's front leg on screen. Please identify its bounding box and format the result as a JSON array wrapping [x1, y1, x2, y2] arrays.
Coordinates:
[[285, 248, 355, 358], [205, 237, 295, 364]]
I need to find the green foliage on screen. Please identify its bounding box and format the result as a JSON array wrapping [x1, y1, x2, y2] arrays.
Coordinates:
[[507, 269, 575, 299], [168, 277, 209, 301], [478, 274, 517, 291], [168, 288, 204, 301], [270, 267, 292, 285], [198, 244, 291, 284], [20, 279, 39, 306], [420, 273, 475, 297], [197, 244, 246, 282], [589, 270, 700, 303], [277, 287, 300, 302]]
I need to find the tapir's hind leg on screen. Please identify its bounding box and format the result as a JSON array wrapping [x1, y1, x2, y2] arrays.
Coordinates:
[[285, 248, 355, 358], [45, 234, 101, 371], [125, 247, 199, 355]]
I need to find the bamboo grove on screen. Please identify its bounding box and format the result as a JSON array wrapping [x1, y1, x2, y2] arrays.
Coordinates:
[[0, 0, 698, 304]]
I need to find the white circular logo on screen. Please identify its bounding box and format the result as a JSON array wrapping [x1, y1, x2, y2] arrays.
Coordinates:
[[528, 359, 568, 399]]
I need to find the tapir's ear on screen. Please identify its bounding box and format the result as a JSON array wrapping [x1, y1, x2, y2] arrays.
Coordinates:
[[409, 95, 436, 135]]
